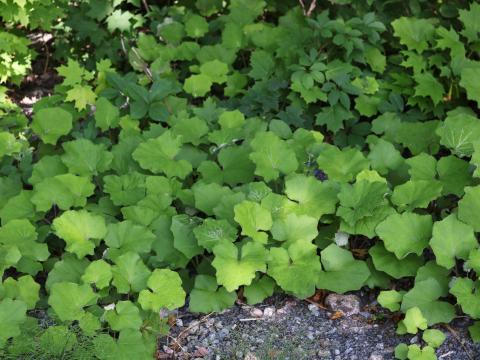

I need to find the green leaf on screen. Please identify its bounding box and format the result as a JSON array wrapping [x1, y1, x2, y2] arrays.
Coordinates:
[[437, 155, 471, 196], [413, 72, 444, 105], [450, 277, 480, 319], [243, 276, 276, 305], [469, 322, 480, 343], [376, 212, 432, 259], [271, 213, 318, 245], [391, 180, 442, 212], [1, 275, 40, 309], [103, 172, 146, 206], [364, 46, 386, 73], [105, 221, 155, 259], [105, 301, 142, 331], [95, 97, 120, 131], [0, 190, 35, 225], [315, 104, 353, 133], [249, 132, 298, 181], [234, 200, 272, 243], [106, 10, 133, 33], [31, 107, 72, 145], [39, 325, 77, 356], [0, 298, 27, 347], [458, 186, 480, 231], [111, 252, 151, 294], [61, 139, 113, 176], [65, 85, 97, 110], [212, 241, 267, 291], [400, 307, 428, 334], [284, 174, 338, 219], [317, 144, 369, 183], [31, 174, 95, 212], [249, 49, 274, 80], [317, 244, 370, 293], [369, 243, 424, 279], [459, 3, 480, 42], [53, 210, 107, 258], [437, 111, 480, 157], [132, 131, 192, 179], [430, 214, 477, 269], [406, 345, 437, 360], [81, 260, 112, 289], [189, 275, 236, 313], [392, 17, 435, 53], [48, 282, 98, 321], [267, 241, 321, 299], [183, 74, 212, 97], [138, 269, 185, 311], [200, 60, 228, 84], [193, 218, 237, 251], [0, 219, 49, 263], [171, 214, 203, 259], [401, 278, 455, 325], [57, 59, 87, 86], [185, 14, 209, 38], [422, 329, 446, 348], [378, 290, 404, 311]]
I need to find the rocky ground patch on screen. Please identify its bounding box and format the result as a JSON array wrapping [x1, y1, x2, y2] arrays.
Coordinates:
[[159, 294, 479, 360]]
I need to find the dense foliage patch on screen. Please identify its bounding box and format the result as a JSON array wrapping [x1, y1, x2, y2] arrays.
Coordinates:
[[2, 0, 480, 358]]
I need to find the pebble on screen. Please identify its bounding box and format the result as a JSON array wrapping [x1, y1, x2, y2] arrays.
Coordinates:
[[251, 308, 263, 318], [244, 352, 258, 360], [410, 335, 418, 344], [263, 307, 275, 317], [176, 318, 183, 327], [325, 293, 361, 317], [334, 349, 340, 355], [369, 354, 383, 360]]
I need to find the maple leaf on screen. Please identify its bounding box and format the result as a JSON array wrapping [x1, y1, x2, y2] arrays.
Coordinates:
[[66, 85, 97, 110]]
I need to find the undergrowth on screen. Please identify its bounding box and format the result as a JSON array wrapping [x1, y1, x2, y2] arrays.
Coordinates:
[[1, 1, 480, 359]]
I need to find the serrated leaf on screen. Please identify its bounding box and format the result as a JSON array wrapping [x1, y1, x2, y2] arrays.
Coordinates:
[[212, 241, 267, 291], [31, 107, 72, 145], [376, 212, 432, 259], [61, 139, 113, 176], [53, 210, 107, 258], [317, 244, 370, 293], [249, 132, 298, 181], [317, 144, 369, 183], [138, 269, 185, 311], [48, 282, 98, 321], [267, 241, 321, 299], [132, 131, 192, 178], [234, 200, 272, 243], [189, 275, 236, 313], [0, 299, 27, 347], [193, 218, 237, 251]]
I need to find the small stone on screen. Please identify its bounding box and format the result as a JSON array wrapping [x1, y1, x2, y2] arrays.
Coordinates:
[[325, 294, 361, 317], [244, 352, 258, 360], [263, 307, 275, 317], [410, 336, 418, 344], [176, 318, 183, 327], [307, 332, 315, 340], [369, 355, 383, 360], [193, 346, 209, 357], [251, 308, 263, 318], [334, 349, 340, 355]]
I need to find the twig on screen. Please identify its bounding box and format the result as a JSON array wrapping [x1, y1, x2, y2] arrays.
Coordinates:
[[439, 351, 455, 359], [169, 313, 213, 350], [442, 324, 473, 360], [304, 297, 327, 309], [141, 0, 150, 13], [298, 0, 317, 17]]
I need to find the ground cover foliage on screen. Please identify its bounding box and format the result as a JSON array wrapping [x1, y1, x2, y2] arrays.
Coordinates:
[[2, 0, 480, 358]]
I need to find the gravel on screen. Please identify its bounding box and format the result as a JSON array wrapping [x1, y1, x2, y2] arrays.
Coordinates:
[[159, 294, 480, 360]]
